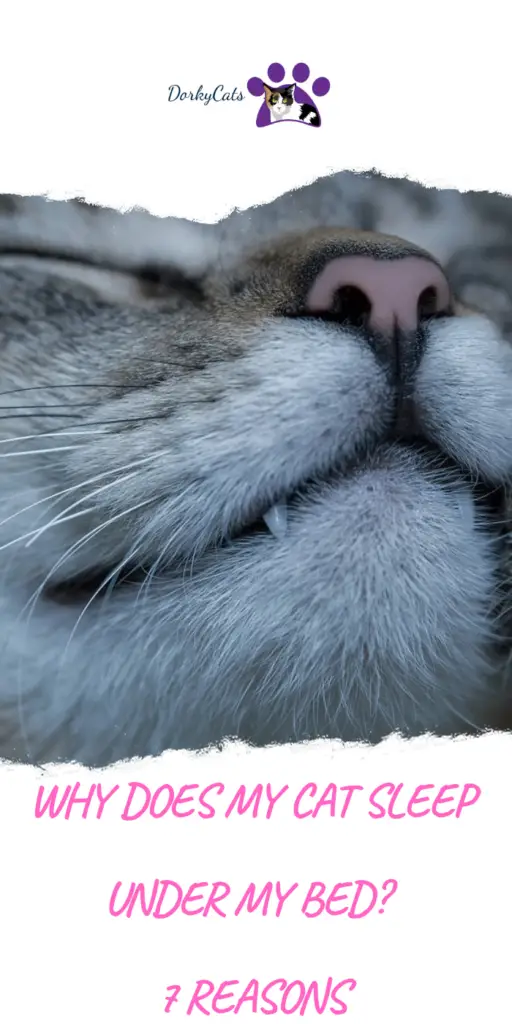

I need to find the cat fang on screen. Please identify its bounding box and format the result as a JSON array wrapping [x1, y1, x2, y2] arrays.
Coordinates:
[[262, 82, 320, 126]]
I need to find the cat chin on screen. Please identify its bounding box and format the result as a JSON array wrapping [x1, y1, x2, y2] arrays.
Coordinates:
[[0, 443, 501, 764]]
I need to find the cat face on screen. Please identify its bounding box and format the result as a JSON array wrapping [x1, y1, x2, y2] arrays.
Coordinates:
[[1, 200, 512, 764], [263, 82, 295, 118]]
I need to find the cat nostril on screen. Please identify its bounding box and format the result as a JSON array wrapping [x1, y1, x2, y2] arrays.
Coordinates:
[[331, 285, 372, 328], [418, 286, 441, 321], [306, 254, 452, 336]]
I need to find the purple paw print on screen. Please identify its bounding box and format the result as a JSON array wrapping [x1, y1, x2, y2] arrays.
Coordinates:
[[247, 63, 330, 128]]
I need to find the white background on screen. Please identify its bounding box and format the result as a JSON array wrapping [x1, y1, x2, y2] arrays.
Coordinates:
[[0, 0, 511, 1020]]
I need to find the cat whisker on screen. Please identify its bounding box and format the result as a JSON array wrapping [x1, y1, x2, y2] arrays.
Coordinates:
[[135, 484, 206, 603], [0, 429, 108, 445], [0, 450, 168, 550], [0, 413, 94, 421], [0, 413, 170, 425], [25, 450, 168, 548], [63, 544, 145, 653], [0, 445, 89, 458], [0, 383, 144, 397], [0, 381, 163, 398], [1, 403, 102, 410], [18, 499, 156, 671], [0, 507, 97, 554], [0, 473, 107, 531]]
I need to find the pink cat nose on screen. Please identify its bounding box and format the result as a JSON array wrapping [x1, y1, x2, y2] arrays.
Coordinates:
[[306, 255, 452, 334]]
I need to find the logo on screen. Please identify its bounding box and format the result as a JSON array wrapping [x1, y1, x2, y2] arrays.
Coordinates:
[[247, 63, 330, 128], [168, 84, 244, 106]]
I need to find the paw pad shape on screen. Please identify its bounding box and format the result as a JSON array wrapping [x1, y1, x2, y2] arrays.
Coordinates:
[[247, 63, 330, 127]]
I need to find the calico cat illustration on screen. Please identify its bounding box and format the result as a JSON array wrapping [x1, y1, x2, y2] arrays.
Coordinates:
[[262, 82, 320, 126]]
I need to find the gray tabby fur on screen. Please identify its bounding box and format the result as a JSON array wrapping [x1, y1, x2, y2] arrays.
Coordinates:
[[0, 170, 512, 765]]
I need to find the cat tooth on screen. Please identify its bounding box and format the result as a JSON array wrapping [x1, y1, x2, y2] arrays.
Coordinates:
[[263, 503, 288, 539]]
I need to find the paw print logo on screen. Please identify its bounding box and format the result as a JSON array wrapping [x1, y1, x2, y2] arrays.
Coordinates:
[[247, 62, 330, 128]]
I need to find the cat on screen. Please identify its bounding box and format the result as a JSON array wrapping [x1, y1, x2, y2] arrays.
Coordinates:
[[0, 171, 512, 766], [262, 82, 320, 126]]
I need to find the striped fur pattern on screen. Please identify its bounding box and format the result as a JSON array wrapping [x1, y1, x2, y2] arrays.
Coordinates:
[[0, 171, 512, 765]]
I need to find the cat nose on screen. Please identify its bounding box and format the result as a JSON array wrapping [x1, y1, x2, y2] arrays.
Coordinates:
[[306, 255, 452, 334]]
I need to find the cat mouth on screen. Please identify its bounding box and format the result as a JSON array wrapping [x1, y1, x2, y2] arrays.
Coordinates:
[[44, 439, 506, 606], [230, 440, 506, 542]]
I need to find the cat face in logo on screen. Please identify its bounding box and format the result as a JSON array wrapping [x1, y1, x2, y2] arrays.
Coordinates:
[[262, 82, 295, 119]]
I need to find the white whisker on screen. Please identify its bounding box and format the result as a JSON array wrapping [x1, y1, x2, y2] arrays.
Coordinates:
[[24, 450, 167, 548], [0, 476, 104, 532], [0, 429, 108, 445], [0, 448, 169, 542], [0, 508, 97, 554], [20, 498, 156, 633], [64, 544, 144, 653], [0, 445, 88, 458]]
